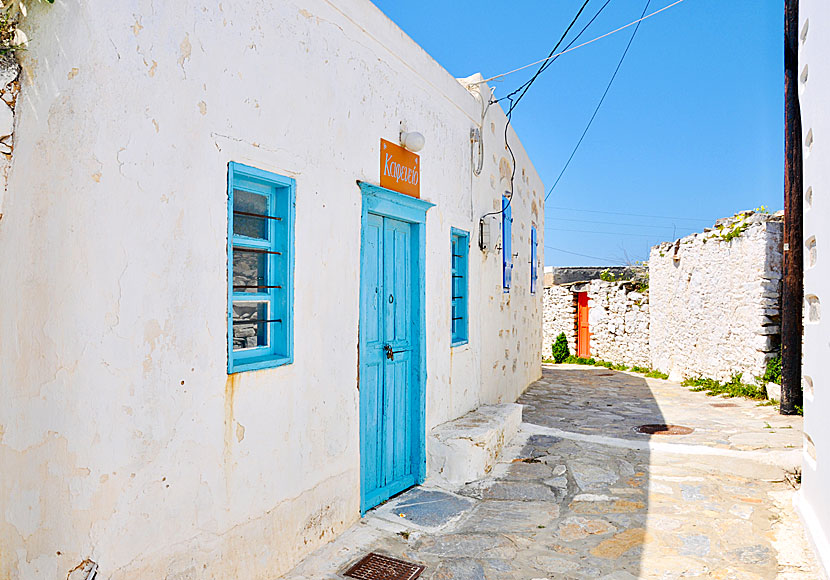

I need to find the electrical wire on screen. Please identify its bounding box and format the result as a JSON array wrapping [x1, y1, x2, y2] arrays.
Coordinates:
[[482, 0, 600, 223], [546, 206, 711, 222], [474, 0, 687, 86], [498, 0, 604, 110], [544, 245, 620, 262], [545, 0, 653, 201], [547, 227, 667, 238], [545, 217, 697, 231]]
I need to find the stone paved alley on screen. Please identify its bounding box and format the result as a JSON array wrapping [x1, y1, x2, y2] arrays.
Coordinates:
[[280, 365, 819, 579]]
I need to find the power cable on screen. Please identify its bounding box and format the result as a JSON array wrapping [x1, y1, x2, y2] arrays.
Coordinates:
[[498, 0, 608, 110], [544, 245, 620, 262], [546, 217, 697, 230], [473, 0, 687, 86], [545, 0, 654, 202], [547, 227, 667, 238], [546, 206, 711, 222], [481, 0, 597, 226]]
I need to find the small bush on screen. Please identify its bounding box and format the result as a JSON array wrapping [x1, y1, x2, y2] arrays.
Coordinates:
[[551, 332, 570, 364]]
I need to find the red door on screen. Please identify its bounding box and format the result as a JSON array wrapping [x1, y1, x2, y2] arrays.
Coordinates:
[[577, 292, 590, 358]]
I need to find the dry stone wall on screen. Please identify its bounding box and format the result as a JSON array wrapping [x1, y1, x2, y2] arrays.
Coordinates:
[[649, 212, 783, 382], [0, 55, 20, 218], [543, 284, 576, 356], [584, 280, 650, 368], [542, 279, 650, 367]]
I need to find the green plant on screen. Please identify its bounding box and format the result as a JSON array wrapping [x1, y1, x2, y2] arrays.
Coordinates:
[[631, 261, 649, 293], [551, 332, 570, 364], [681, 373, 767, 400], [762, 355, 782, 385], [599, 268, 617, 282], [0, 0, 53, 55]]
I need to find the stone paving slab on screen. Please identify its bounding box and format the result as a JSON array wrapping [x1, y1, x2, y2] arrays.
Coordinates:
[[522, 365, 803, 453], [279, 367, 818, 580]]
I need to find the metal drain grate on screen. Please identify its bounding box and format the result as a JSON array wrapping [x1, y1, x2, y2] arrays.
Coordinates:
[[634, 424, 694, 435], [343, 553, 425, 580], [711, 402, 738, 408]]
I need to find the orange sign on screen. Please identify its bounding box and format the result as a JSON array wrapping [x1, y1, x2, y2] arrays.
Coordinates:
[[380, 138, 420, 198]]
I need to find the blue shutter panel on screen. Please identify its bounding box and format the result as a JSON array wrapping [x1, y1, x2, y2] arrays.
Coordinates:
[[530, 226, 537, 294], [502, 196, 512, 291]]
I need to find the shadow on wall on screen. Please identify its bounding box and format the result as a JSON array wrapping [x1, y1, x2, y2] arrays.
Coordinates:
[[517, 367, 664, 578]]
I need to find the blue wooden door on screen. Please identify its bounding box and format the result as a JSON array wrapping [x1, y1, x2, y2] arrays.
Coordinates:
[[360, 214, 418, 512]]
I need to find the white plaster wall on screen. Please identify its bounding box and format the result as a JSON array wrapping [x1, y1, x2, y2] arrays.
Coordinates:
[[797, 0, 830, 572], [0, 1, 544, 579], [649, 215, 783, 383]]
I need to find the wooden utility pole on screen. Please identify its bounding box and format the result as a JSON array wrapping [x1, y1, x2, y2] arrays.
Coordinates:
[[781, 0, 803, 415]]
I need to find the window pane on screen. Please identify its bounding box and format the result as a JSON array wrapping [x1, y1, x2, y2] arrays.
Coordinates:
[[233, 250, 268, 293], [232, 302, 269, 350], [233, 189, 269, 240]]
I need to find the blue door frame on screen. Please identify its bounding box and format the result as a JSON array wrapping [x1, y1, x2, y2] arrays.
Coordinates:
[[358, 181, 434, 514]]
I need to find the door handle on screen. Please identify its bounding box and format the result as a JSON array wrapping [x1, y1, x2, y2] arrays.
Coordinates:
[[383, 344, 407, 361]]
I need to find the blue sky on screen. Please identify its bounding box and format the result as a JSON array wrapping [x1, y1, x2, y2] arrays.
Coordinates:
[[372, 0, 783, 266]]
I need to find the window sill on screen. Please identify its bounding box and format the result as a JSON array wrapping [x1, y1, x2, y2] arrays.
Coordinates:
[[229, 355, 292, 374], [451, 339, 469, 348]]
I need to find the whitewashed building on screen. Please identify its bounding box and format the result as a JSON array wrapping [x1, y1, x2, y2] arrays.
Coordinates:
[[797, 0, 830, 574], [0, 1, 544, 579]]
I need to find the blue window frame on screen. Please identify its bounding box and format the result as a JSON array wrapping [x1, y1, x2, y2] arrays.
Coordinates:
[[502, 195, 513, 292], [530, 225, 538, 294], [451, 228, 469, 346], [227, 162, 295, 373]]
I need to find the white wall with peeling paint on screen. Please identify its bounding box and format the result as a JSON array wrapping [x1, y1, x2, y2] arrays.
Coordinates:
[[0, 1, 543, 579], [797, 0, 830, 574]]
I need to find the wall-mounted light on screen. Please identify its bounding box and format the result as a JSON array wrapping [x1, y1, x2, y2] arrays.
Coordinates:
[[400, 131, 425, 152]]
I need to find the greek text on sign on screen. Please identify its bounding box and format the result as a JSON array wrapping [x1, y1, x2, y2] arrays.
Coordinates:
[[380, 138, 420, 198]]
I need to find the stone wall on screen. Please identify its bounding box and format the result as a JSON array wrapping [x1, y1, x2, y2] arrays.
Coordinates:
[[584, 280, 650, 368], [543, 284, 576, 356], [542, 279, 650, 367], [649, 212, 783, 382], [0, 55, 20, 218]]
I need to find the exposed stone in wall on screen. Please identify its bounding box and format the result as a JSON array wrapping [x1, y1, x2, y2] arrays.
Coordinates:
[[542, 280, 649, 367], [0, 54, 20, 219], [584, 280, 650, 368], [649, 212, 783, 382], [543, 285, 576, 356]]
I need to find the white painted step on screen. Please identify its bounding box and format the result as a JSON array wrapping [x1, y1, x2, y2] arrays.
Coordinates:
[[427, 403, 523, 487]]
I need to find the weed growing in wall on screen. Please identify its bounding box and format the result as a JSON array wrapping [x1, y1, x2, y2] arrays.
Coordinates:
[[761, 355, 782, 385], [0, 0, 53, 55], [599, 269, 617, 282]]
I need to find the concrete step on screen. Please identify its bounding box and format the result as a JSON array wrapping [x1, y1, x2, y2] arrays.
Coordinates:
[[427, 403, 523, 488]]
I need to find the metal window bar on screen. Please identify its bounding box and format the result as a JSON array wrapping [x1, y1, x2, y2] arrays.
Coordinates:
[[233, 210, 282, 221], [233, 285, 283, 290], [233, 247, 283, 256], [232, 319, 283, 325]]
